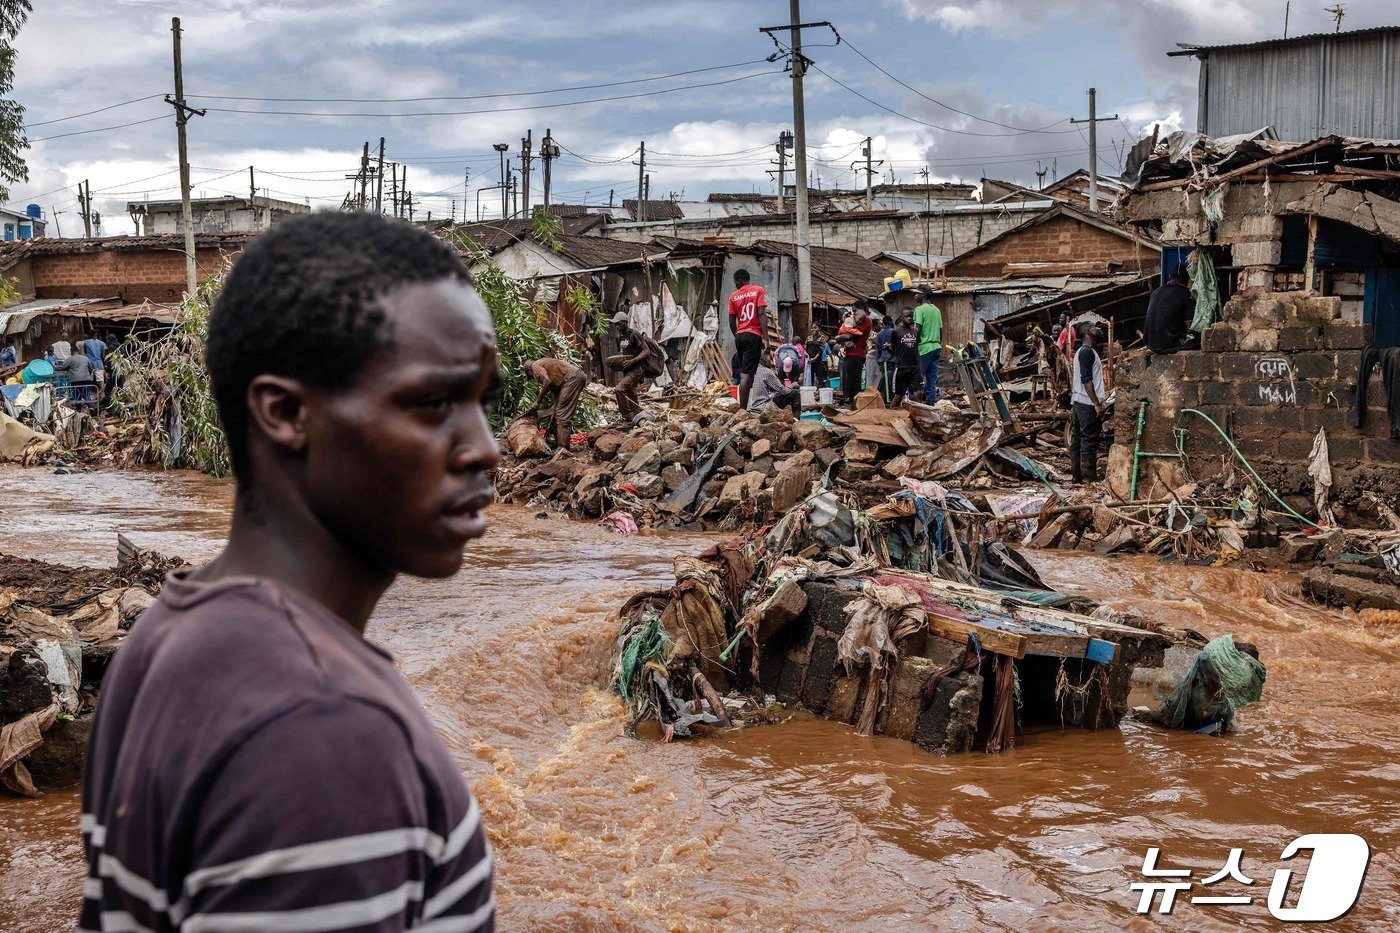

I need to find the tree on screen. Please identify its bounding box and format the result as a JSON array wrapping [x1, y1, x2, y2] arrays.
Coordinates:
[[0, 1, 30, 204]]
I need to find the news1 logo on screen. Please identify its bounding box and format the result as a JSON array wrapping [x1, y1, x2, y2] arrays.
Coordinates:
[[1131, 834, 1370, 921]]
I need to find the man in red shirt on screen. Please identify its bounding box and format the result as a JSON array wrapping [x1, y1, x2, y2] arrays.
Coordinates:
[[835, 302, 873, 404], [727, 268, 767, 409]]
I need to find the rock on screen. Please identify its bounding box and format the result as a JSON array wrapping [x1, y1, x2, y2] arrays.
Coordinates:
[[722, 445, 747, 472], [591, 431, 627, 459], [702, 476, 728, 499], [759, 403, 795, 424], [621, 471, 664, 498], [657, 438, 679, 460], [840, 463, 882, 483], [771, 458, 814, 513], [751, 438, 772, 459], [576, 466, 613, 494], [773, 430, 797, 453], [844, 439, 878, 463], [1279, 534, 1322, 564], [682, 431, 699, 449], [718, 470, 767, 509], [661, 463, 689, 492], [662, 445, 694, 467], [1303, 567, 1400, 611], [623, 442, 661, 474], [756, 579, 809, 641], [25, 715, 91, 789], [618, 433, 651, 458], [1, 654, 55, 717], [813, 447, 841, 471], [753, 421, 790, 445], [749, 456, 774, 476], [792, 420, 833, 450]]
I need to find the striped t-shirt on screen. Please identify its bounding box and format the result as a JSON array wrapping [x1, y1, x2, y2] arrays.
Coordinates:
[[78, 572, 494, 932]]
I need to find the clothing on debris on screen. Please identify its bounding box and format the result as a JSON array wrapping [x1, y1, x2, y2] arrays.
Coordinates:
[[1354, 345, 1400, 439]]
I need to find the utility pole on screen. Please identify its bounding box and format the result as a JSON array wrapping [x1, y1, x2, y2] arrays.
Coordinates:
[[463, 168, 470, 219], [853, 136, 883, 211], [50, 208, 62, 238], [1035, 161, 1049, 188], [1070, 88, 1118, 212], [167, 17, 206, 297], [520, 130, 533, 216], [541, 129, 559, 211], [374, 137, 385, 214], [633, 140, 646, 221], [358, 142, 371, 210], [917, 166, 931, 258], [493, 143, 510, 219], [77, 181, 92, 237], [761, 2, 830, 337]]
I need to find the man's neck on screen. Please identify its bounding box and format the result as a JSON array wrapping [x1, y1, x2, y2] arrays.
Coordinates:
[[196, 487, 394, 634]]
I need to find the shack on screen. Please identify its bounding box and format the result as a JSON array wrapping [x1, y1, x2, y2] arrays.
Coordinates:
[[1111, 132, 1400, 502]]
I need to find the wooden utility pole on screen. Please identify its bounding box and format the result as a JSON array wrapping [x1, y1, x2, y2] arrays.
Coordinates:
[[775, 130, 791, 212], [77, 181, 92, 237], [520, 130, 532, 216], [634, 140, 646, 220], [167, 17, 205, 297], [359, 142, 371, 210], [374, 137, 385, 214], [1070, 88, 1117, 212], [863, 137, 874, 209]]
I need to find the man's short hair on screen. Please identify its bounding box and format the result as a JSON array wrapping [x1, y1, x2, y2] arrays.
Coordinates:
[[207, 213, 473, 481], [733, 268, 750, 284], [1172, 263, 1190, 283]]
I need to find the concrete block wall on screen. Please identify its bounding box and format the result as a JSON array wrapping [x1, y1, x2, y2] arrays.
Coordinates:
[[944, 214, 1156, 278], [1112, 291, 1398, 502]]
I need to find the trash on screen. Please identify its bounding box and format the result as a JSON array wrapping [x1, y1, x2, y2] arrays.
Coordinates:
[[1152, 635, 1265, 733], [598, 511, 639, 535], [506, 416, 553, 458]]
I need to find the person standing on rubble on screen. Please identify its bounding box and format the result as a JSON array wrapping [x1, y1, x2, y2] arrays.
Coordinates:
[[875, 311, 897, 401], [913, 285, 943, 404], [805, 326, 829, 388], [521, 356, 587, 449], [607, 310, 656, 423], [1145, 264, 1199, 354], [1071, 324, 1107, 483], [727, 268, 767, 410], [82, 331, 108, 404], [77, 214, 496, 933], [835, 303, 872, 404], [891, 306, 922, 401]]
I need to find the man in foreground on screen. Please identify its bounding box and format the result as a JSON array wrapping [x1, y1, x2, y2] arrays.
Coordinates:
[[79, 213, 497, 932], [1071, 325, 1106, 483], [521, 356, 587, 448], [913, 286, 943, 403], [1145, 264, 1198, 354], [727, 268, 767, 409]]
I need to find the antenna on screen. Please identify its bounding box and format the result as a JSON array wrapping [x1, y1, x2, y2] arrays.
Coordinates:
[[1324, 3, 1345, 31]]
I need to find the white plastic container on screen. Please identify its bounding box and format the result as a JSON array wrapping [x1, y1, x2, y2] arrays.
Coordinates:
[[818, 387, 834, 405], [800, 386, 818, 408]]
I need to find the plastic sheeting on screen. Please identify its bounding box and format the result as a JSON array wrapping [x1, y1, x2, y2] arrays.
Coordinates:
[[1188, 249, 1221, 334]]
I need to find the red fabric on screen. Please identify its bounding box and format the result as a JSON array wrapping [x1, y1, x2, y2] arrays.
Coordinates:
[[839, 317, 873, 359], [727, 284, 766, 336]]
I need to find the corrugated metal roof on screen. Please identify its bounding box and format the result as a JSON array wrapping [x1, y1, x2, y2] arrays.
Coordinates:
[[1171, 25, 1400, 56]]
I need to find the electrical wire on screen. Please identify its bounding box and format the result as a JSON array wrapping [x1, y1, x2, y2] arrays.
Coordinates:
[[22, 94, 168, 129], [187, 59, 772, 103], [838, 35, 1073, 135], [29, 114, 170, 143]]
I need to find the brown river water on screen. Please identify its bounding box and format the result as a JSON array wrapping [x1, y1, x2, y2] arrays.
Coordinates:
[[1, 463, 1397, 930]]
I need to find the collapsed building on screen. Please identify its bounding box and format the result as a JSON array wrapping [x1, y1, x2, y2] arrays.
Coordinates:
[[1111, 132, 1400, 503]]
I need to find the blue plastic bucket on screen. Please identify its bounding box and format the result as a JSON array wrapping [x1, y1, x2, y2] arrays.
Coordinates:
[[21, 359, 53, 384]]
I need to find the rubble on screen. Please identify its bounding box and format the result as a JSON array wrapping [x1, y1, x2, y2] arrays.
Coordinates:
[[0, 538, 181, 796]]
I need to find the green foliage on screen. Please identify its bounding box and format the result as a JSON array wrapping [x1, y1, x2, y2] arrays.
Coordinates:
[[453, 232, 597, 430], [0, 272, 18, 306], [0, 2, 30, 204], [565, 281, 608, 336], [530, 207, 563, 252], [109, 272, 232, 477]]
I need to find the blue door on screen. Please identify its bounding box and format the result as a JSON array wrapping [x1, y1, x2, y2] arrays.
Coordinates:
[[1364, 268, 1400, 348]]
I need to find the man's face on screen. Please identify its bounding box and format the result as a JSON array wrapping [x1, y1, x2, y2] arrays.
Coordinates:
[[855, 308, 867, 322], [301, 279, 500, 579], [900, 309, 913, 326]]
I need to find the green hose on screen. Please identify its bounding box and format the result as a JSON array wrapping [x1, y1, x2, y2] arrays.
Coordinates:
[[1178, 408, 1323, 530]]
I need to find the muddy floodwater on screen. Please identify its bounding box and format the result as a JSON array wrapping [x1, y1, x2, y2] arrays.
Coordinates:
[[2, 464, 1397, 930]]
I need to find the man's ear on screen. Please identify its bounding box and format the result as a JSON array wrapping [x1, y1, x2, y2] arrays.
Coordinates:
[[246, 375, 310, 456]]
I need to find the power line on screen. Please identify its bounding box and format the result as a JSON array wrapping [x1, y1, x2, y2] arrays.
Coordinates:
[[186, 59, 772, 104], [22, 94, 167, 129], [196, 70, 781, 119], [837, 35, 1072, 135], [30, 114, 170, 143]]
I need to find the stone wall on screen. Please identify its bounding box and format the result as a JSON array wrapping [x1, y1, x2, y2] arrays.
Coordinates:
[[1110, 291, 1398, 503], [601, 203, 1047, 259]]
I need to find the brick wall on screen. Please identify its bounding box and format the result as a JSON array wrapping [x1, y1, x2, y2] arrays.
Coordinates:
[[945, 215, 1156, 278], [31, 247, 236, 303], [1111, 291, 1397, 503]]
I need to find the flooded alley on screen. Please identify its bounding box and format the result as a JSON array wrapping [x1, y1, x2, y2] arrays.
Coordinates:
[[1, 463, 1396, 930]]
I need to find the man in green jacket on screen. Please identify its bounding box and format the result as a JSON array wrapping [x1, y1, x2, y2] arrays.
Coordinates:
[[913, 286, 943, 403]]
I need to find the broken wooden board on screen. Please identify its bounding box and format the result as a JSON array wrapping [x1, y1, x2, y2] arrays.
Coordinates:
[[927, 422, 1003, 478], [822, 404, 917, 448]]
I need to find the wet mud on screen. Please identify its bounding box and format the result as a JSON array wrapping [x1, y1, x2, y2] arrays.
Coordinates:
[[1, 464, 1396, 930]]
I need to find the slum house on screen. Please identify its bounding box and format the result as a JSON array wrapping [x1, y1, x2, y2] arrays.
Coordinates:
[[982, 169, 1127, 213], [1112, 131, 1400, 502], [126, 195, 309, 236], [885, 202, 1161, 347], [0, 233, 251, 365]]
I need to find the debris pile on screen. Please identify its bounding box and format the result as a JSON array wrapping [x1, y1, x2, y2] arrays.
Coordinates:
[[0, 538, 180, 796], [495, 386, 1081, 533], [606, 485, 1211, 754]]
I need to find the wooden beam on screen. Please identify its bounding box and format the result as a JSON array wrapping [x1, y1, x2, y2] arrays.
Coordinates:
[[925, 611, 1028, 658], [1135, 136, 1344, 193]]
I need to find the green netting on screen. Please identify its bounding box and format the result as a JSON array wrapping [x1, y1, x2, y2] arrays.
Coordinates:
[[617, 614, 671, 704], [1160, 634, 1266, 731]]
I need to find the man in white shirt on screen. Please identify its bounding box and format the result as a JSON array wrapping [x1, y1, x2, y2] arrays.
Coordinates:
[[1070, 325, 1106, 483]]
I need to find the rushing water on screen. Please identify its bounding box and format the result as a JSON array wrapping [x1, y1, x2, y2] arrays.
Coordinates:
[[1, 464, 1397, 930]]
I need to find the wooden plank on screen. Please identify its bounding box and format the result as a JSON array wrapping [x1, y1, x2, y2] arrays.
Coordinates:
[[925, 611, 1028, 658], [1022, 631, 1091, 659], [1134, 136, 1342, 192]]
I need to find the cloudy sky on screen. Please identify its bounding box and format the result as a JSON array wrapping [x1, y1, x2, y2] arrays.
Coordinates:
[[5, 0, 1395, 235]]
